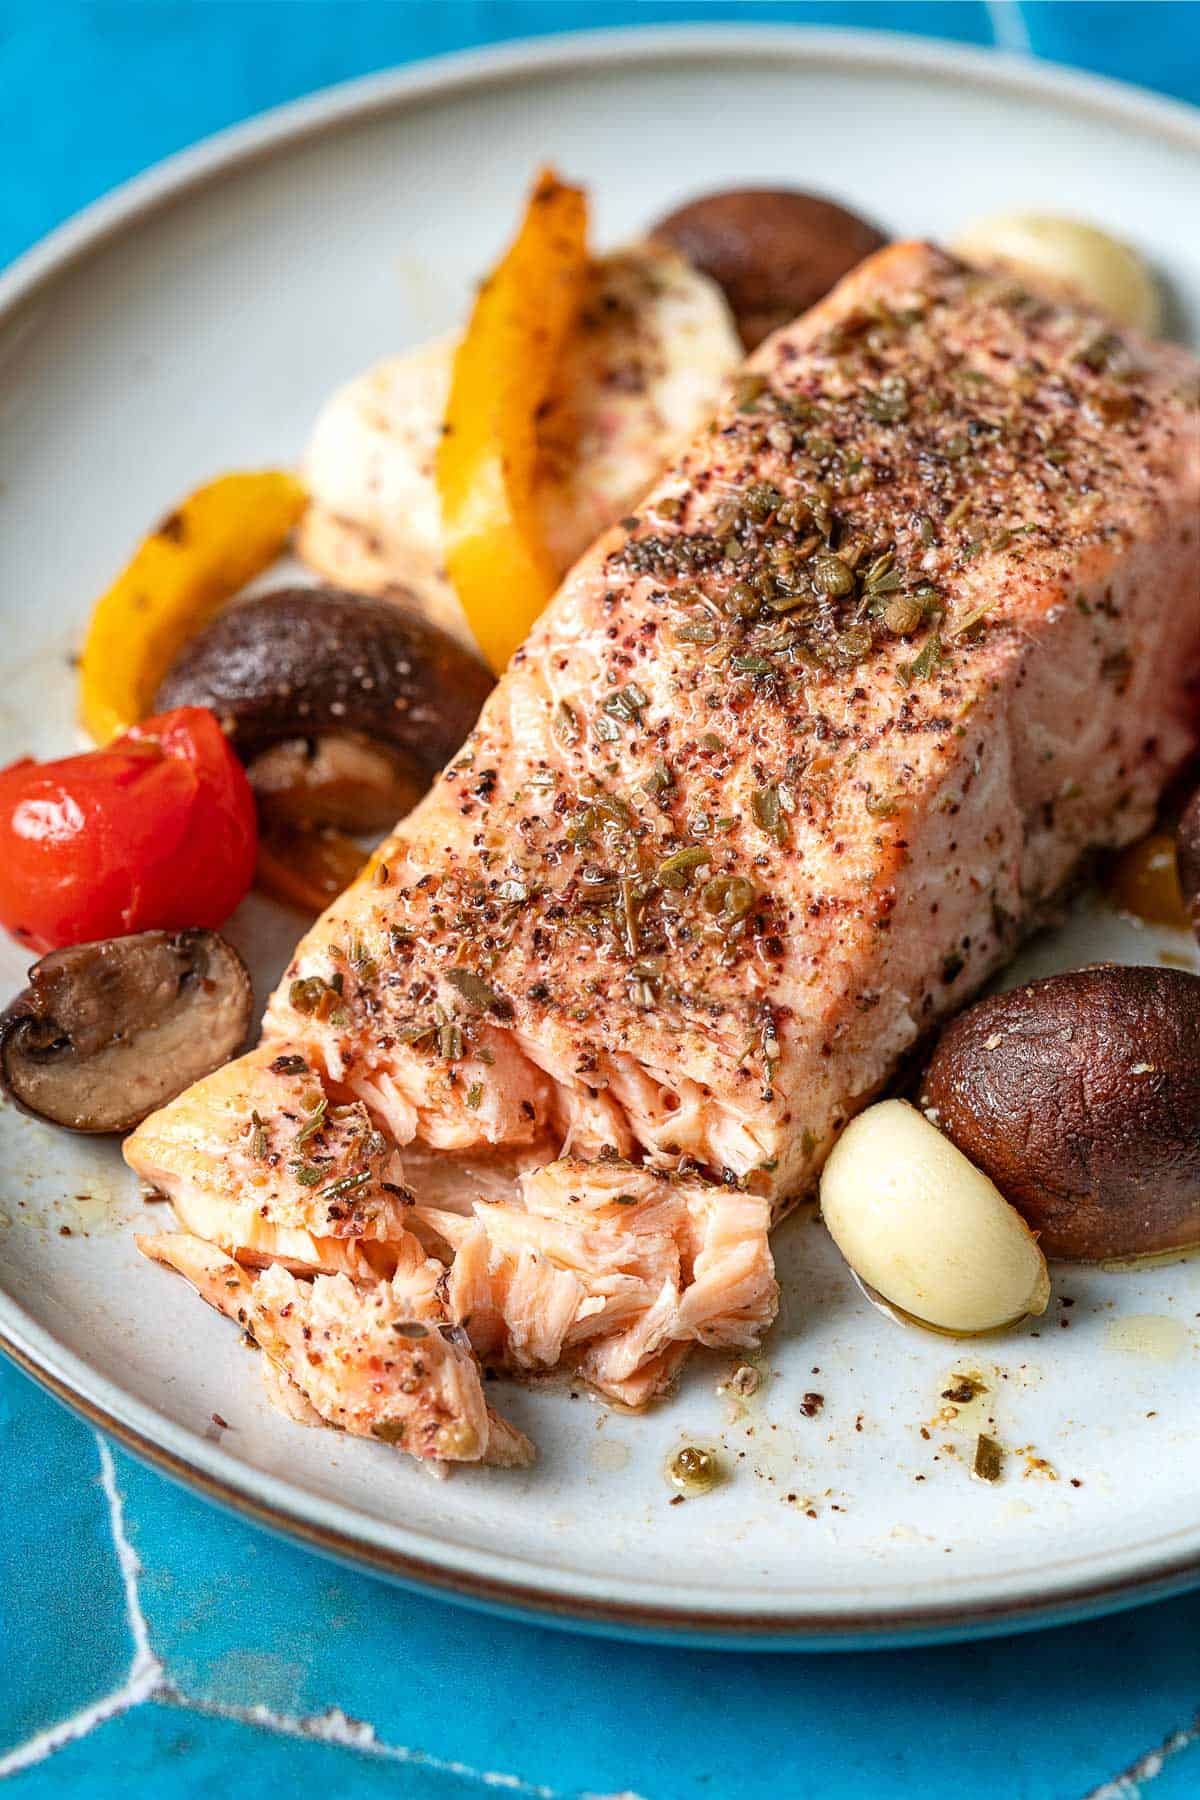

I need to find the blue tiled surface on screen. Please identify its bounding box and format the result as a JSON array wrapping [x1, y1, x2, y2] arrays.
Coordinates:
[[5, 1359, 1200, 1798], [0, 1373, 130, 1758], [2, 4, 1199, 1796], [6, 1706, 497, 1800], [4, 2, 1200, 275]]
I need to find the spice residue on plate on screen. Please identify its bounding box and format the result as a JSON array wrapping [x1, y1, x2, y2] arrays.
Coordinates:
[[1103, 1314, 1189, 1361], [934, 1367, 996, 1437], [715, 1353, 768, 1421], [588, 1436, 631, 1475], [665, 1442, 723, 1498], [931, 1366, 1020, 1485], [54, 1174, 138, 1237], [972, 1433, 1004, 1483]]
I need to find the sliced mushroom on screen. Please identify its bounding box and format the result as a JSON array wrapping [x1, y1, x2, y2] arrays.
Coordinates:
[[650, 189, 887, 349], [246, 734, 424, 833], [154, 585, 494, 832], [0, 929, 252, 1133]]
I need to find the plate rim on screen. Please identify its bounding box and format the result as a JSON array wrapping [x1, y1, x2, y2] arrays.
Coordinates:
[[3, 22, 1199, 1648]]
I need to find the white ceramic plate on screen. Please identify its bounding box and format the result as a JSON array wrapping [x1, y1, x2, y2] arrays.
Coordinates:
[[2, 27, 1199, 1647]]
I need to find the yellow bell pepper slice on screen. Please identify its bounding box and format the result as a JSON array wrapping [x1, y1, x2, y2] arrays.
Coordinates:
[[79, 470, 307, 743], [436, 169, 589, 674]]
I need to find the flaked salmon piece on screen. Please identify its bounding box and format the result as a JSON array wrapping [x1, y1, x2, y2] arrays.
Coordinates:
[[372, 1227, 542, 1465], [428, 1216, 595, 1369], [300, 1006, 555, 1154], [598, 1345, 692, 1412], [253, 1242, 536, 1457], [139, 1232, 532, 1468], [261, 1354, 326, 1429], [413, 1158, 776, 1401], [386, 1222, 450, 1321], [399, 1142, 550, 1217], [130, 242, 1200, 1448], [125, 1047, 416, 1277]]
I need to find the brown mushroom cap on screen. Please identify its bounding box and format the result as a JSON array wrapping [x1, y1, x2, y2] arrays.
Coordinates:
[[920, 964, 1200, 1262], [154, 586, 494, 827], [650, 189, 887, 349], [0, 930, 252, 1133]]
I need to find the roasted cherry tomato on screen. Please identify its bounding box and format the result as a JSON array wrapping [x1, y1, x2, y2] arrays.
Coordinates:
[[0, 708, 258, 951]]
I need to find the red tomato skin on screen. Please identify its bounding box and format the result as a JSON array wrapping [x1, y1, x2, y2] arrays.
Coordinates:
[[0, 708, 257, 951]]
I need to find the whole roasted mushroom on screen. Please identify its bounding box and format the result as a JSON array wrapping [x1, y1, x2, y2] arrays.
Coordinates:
[[650, 189, 887, 349], [0, 930, 252, 1133], [920, 964, 1200, 1262], [155, 586, 494, 833]]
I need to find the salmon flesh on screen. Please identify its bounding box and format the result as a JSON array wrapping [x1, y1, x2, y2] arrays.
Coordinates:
[[127, 243, 1200, 1468]]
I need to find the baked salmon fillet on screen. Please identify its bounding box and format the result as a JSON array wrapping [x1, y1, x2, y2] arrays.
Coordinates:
[[129, 242, 1200, 1466]]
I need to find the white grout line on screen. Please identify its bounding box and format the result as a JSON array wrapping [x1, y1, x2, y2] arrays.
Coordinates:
[[0, 1669, 161, 1781], [986, 0, 1034, 57], [1082, 1715, 1200, 1799], [153, 1687, 637, 1797], [94, 1436, 161, 1689], [0, 1429, 638, 1797], [0, 1435, 164, 1780]]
